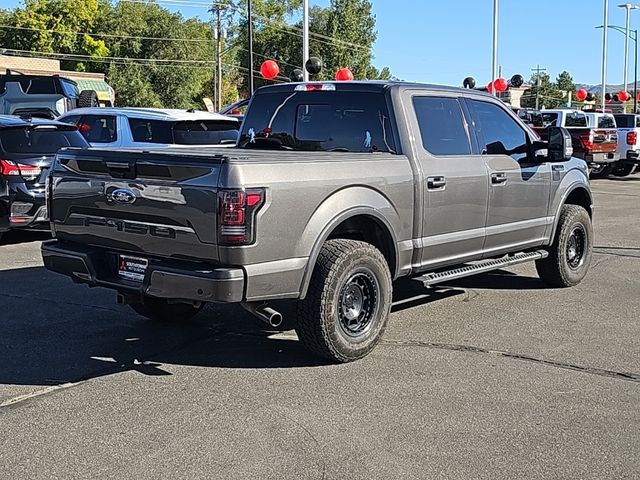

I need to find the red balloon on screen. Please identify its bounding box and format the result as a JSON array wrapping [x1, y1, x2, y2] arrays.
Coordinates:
[[486, 82, 494, 93], [575, 88, 588, 101], [335, 67, 354, 81], [260, 60, 279, 80], [618, 90, 629, 101], [637, 92, 640, 101], [493, 77, 508, 93]]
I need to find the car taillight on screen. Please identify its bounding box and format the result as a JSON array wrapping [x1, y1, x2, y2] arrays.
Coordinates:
[[218, 189, 265, 245], [627, 131, 637, 145], [0, 159, 41, 177], [580, 133, 594, 150]]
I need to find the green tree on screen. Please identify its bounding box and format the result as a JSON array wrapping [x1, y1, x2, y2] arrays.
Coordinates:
[[521, 72, 567, 109], [556, 70, 576, 93]]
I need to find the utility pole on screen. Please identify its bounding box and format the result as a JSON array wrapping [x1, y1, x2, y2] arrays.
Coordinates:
[[303, 0, 309, 82], [531, 64, 547, 110], [601, 0, 609, 112], [216, 3, 223, 111], [248, 0, 254, 95]]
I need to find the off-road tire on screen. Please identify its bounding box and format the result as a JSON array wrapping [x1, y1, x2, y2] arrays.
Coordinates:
[[295, 239, 393, 363], [589, 164, 612, 179], [536, 205, 592, 287], [129, 296, 204, 322], [77, 89, 99, 108]]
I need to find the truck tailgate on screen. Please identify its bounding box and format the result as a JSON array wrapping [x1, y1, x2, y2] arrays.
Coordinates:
[[50, 148, 225, 262]]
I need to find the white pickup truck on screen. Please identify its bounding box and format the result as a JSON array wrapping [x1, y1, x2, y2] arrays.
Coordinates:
[[613, 113, 640, 176]]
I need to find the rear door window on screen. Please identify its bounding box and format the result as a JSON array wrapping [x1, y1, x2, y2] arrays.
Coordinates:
[[172, 120, 239, 145], [412, 96, 471, 155], [128, 118, 173, 144], [77, 115, 117, 143]]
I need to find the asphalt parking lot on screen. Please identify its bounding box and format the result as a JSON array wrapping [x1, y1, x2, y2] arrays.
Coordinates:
[[0, 178, 638, 480]]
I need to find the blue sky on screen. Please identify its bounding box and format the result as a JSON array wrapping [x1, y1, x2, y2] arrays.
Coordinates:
[[3, 0, 637, 86]]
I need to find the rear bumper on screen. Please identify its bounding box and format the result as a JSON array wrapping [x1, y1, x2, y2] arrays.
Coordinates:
[[585, 152, 620, 164], [622, 150, 640, 163], [41, 241, 245, 303]]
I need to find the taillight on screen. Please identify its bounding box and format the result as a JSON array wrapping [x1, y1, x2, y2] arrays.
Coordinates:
[[218, 189, 265, 245], [580, 133, 594, 150], [0, 159, 41, 177], [627, 131, 637, 145]]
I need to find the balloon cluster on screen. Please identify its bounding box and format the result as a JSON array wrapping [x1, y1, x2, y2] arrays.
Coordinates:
[[463, 74, 524, 92], [259, 57, 352, 82]]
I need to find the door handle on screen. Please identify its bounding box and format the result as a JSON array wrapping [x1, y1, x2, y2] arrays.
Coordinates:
[[427, 176, 446, 189], [491, 172, 507, 184]]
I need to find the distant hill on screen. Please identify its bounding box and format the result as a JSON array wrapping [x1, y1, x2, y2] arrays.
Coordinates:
[[576, 83, 637, 94]]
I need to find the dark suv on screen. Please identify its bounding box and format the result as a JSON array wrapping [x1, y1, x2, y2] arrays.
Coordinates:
[[0, 115, 89, 240]]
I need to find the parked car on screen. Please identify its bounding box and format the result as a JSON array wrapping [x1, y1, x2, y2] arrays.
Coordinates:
[[58, 108, 240, 148], [219, 98, 249, 123], [532, 109, 618, 178], [0, 115, 88, 241], [0, 74, 99, 119], [42, 81, 593, 362], [613, 113, 640, 176]]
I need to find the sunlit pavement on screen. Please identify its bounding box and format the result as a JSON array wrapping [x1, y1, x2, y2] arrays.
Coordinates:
[[0, 178, 638, 479]]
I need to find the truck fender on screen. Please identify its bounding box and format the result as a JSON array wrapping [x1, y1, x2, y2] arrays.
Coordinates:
[[547, 176, 593, 243], [297, 187, 403, 299]]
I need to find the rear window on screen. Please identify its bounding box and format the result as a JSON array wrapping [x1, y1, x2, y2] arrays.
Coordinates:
[[598, 115, 616, 128], [565, 113, 587, 127], [0, 127, 88, 154], [614, 115, 635, 128], [128, 118, 238, 145], [238, 90, 397, 153], [532, 112, 558, 127]]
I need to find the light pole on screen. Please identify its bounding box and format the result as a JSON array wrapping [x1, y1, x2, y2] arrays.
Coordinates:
[[602, 0, 609, 112], [597, 24, 639, 111], [303, 0, 309, 81], [491, 0, 499, 95], [618, 4, 640, 95], [248, 0, 254, 94]]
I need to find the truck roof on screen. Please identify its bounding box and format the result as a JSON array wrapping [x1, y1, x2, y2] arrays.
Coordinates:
[[62, 107, 239, 123], [254, 80, 497, 98]]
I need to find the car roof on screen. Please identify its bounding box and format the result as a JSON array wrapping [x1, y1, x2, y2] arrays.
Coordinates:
[[0, 114, 75, 129], [59, 107, 239, 122]]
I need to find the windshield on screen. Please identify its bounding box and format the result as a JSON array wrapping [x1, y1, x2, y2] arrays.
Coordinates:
[[128, 118, 239, 145], [0, 127, 88, 154], [238, 90, 397, 153], [614, 115, 634, 127]]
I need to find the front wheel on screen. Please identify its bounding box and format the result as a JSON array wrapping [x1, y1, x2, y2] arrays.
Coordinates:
[[129, 296, 204, 322], [295, 239, 393, 363], [536, 205, 593, 287]]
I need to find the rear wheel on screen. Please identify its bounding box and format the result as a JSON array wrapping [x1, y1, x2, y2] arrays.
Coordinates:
[[295, 239, 393, 363], [129, 296, 204, 322], [612, 163, 636, 177], [589, 164, 612, 179], [536, 205, 592, 287]]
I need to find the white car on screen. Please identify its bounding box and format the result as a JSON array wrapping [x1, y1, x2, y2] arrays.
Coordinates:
[[57, 107, 240, 148], [613, 113, 640, 176]]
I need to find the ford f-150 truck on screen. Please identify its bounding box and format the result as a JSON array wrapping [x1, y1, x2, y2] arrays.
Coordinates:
[[42, 82, 594, 362]]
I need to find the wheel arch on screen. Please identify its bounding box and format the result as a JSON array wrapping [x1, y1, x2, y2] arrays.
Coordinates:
[[549, 184, 593, 241]]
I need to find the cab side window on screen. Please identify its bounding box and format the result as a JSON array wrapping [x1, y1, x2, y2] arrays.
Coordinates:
[[413, 96, 471, 155], [77, 115, 117, 143], [469, 99, 528, 161]]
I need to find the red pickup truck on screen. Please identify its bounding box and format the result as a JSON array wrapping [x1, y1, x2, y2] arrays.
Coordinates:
[[532, 109, 618, 178]]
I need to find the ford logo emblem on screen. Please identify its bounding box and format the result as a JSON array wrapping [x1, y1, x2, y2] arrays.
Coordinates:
[[108, 188, 137, 205]]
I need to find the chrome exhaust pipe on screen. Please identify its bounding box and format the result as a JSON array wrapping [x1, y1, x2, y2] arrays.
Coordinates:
[[241, 302, 283, 328]]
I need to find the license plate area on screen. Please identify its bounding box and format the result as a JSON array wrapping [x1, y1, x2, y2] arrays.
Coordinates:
[[117, 255, 148, 282]]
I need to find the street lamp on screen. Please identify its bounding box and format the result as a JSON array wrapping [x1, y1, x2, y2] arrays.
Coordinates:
[[618, 4, 640, 96], [597, 24, 639, 111], [602, 0, 609, 112], [303, 0, 309, 82]]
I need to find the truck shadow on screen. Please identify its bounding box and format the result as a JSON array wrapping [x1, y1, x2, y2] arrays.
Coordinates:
[[0, 230, 51, 246], [0, 265, 546, 389]]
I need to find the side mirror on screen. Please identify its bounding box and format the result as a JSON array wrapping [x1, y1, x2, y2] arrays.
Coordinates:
[[547, 126, 573, 162]]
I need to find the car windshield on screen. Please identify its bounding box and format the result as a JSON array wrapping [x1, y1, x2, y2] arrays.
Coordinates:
[[614, 115, 634, 128], [0, 126, 88, 154], [238, 90, 397, 153], [128, 118, 239, 145], [598, 115, 616, 128]]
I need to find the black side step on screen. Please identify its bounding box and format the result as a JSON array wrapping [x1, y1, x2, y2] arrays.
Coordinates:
[[413, 250, 549, 287]]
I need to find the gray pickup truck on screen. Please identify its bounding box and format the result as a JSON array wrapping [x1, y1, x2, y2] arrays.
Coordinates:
[[42, 81, 594, 362]]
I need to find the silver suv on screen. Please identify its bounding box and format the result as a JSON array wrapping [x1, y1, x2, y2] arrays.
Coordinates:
[[58, 107, 240, 148]]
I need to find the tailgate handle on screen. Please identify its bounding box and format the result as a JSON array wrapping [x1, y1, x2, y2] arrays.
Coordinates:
[[105, 161, 136, 179]]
